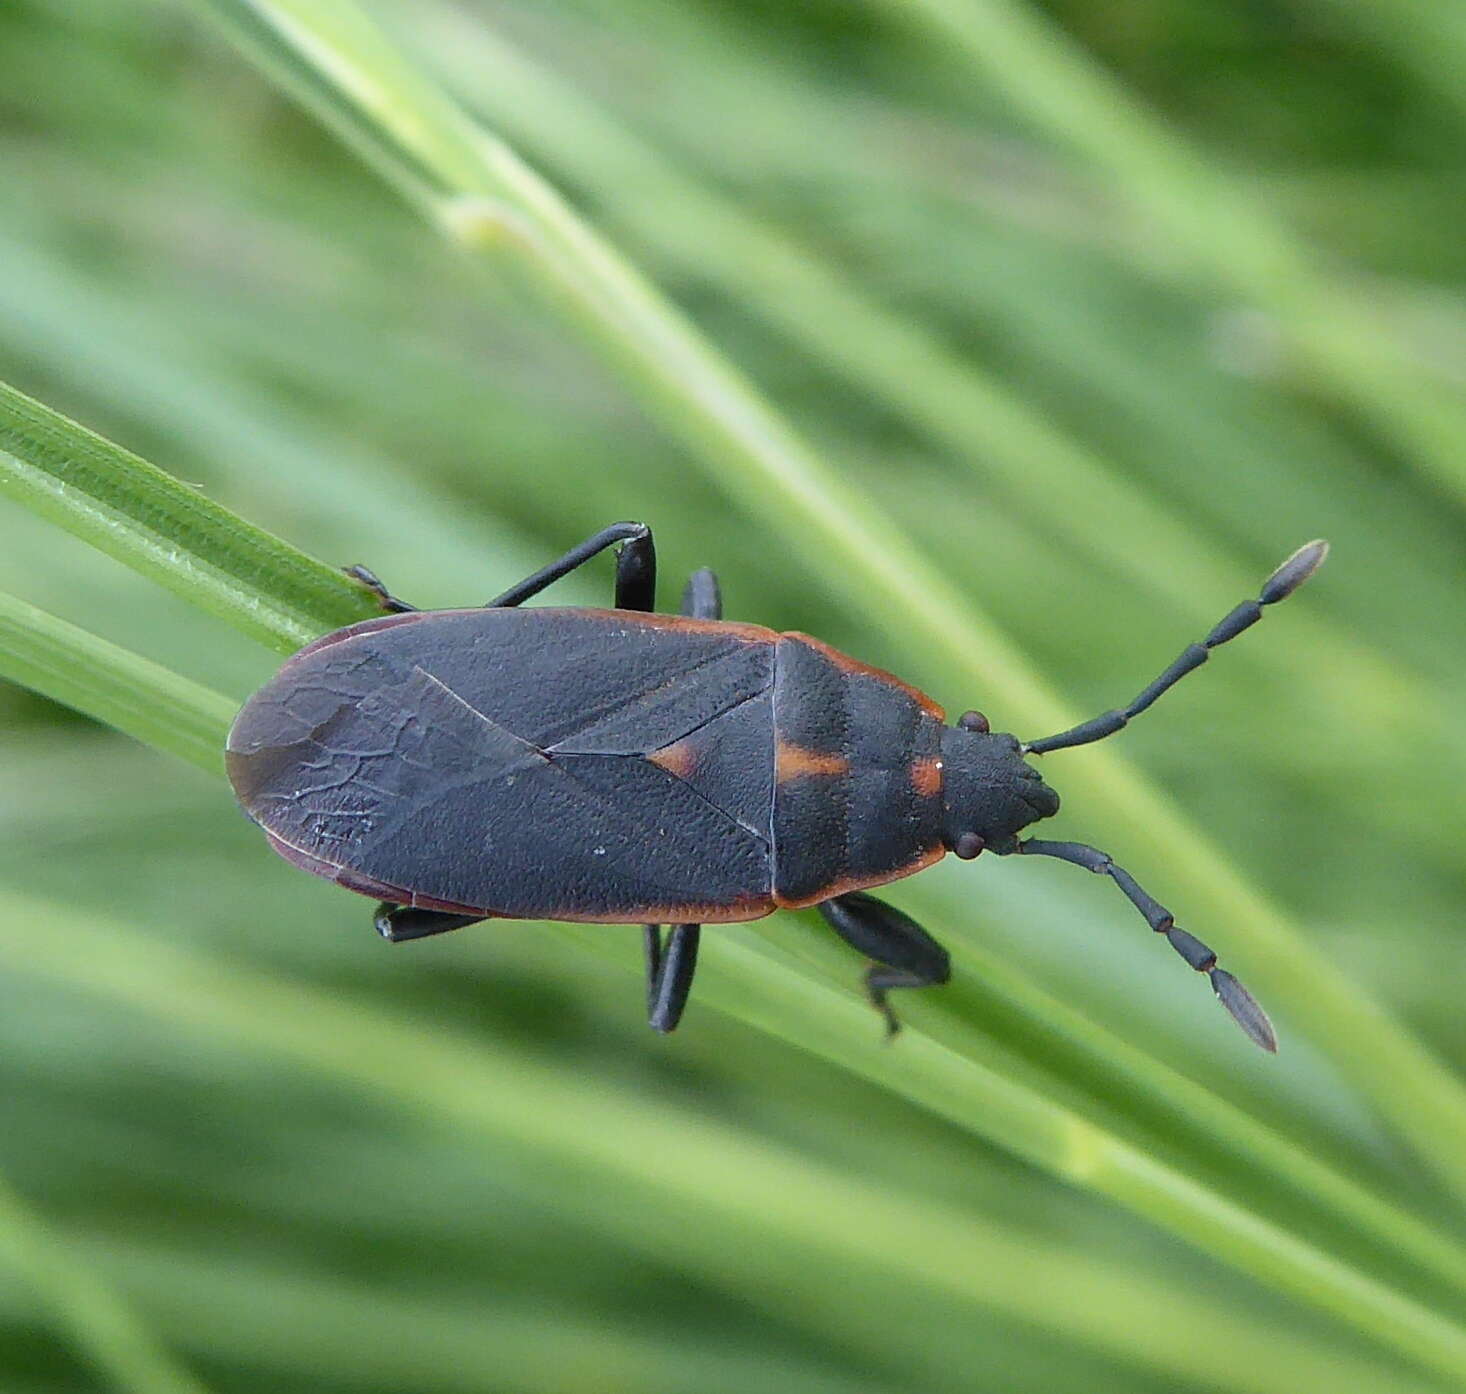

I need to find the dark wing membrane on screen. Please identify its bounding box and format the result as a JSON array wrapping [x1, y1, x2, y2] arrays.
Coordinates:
[[228, 608, 777, 921], [645, 688, 776, 842], [352, 607, 778, 753]]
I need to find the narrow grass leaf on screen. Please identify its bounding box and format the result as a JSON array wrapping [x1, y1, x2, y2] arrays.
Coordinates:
[[0, 380, 375, 652], [874, 0, 1466, 508], [180, 0, 1466, 1207], [7, 900, 1453, 1394], [55, 1239, 907, 1394], [0, 1173, 210, 1394], [0, 591, 238, 774], [414, 1, 1422, 745]]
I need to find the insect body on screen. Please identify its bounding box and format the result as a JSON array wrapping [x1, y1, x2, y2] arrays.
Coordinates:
[[227, 522, 1326, 1045]]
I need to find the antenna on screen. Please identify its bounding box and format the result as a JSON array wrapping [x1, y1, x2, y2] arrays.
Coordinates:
[[1025, 540, 1328, 757]]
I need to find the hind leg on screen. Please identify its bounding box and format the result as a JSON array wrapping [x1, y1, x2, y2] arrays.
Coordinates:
[[818, 893, 951, 1038]]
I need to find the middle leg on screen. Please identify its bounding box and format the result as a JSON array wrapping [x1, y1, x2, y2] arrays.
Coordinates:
[[640, 564, 723, 1032], [644, 924, 702, 1033]]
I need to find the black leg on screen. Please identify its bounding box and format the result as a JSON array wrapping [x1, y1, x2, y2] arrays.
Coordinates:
[[1024, 539, 1328, 755], [1015, 839, 1276, 1051], [344, 564, 418, 613], [613, 528, 657, 613], [643, 924, 661, 1008], [640, 565, 723, 1032], [375, 903, 485, 942], [643, 924, 702, 1033], [818, 892, 951, 1038], [680, 567, 721, 621], [346, 522, 659, 615], [488, 522, 655, 609]]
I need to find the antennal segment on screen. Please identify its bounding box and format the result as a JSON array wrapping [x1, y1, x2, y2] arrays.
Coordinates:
[[1017, 838, 1276, 1050], [1025, 539, 1328, 756]]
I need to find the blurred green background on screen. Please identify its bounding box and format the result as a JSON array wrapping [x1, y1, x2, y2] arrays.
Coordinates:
[[3, 1, 1466, 1391]]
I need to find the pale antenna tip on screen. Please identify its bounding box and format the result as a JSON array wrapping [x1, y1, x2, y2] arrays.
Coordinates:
[[1261, 539, 1329, 605], [1211, 969, 1278, 1053]]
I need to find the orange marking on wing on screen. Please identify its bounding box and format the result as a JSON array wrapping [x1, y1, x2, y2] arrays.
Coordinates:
[[776, 740, 851, 783], [647, 738, 698, 778], [909, 756, 944, 799]]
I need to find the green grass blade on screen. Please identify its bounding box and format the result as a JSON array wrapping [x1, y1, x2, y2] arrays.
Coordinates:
[[8, 899, 1455, 1394], [180, 0, 1466, 1209], [6, 7, 1466, 1392], [0, 1173, 210, 1394], [6, 588, 1465, 1332], [755, 898, 1466, 1311], [874, 0, 1466, 509], [414, 2, 1420, 734], [0, 591, 237, 774], [1310, 1, 1466, 133], [14, 0, 1466, 1360], [704, 928, 1466, 1381], [55, 1238, 908, 1394], [0, 229, 551, 616], [1, 575, 1456, 1381], [0, 380, 375, 652]]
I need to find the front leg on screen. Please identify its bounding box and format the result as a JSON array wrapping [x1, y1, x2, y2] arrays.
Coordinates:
[[818, 892, 951, 1038], [346, 522, 658, 615], [344, 564, 417, 613], [489, 522, 656, 609]]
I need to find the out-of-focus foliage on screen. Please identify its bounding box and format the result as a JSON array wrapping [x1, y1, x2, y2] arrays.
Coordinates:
[[2, 1, 1465, 1390]]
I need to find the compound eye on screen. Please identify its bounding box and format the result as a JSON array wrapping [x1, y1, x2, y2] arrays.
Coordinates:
[[954, 833, 986, 860], [958, 710, 990, 733]]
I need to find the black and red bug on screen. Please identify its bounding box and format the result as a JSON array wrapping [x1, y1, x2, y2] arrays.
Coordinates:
[[227, 522, 1327, 1044]]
